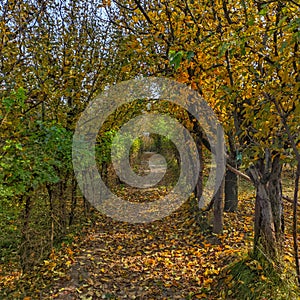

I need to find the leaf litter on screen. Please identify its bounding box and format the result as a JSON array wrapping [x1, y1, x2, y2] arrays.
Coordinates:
[[1, 175, 297, 299]]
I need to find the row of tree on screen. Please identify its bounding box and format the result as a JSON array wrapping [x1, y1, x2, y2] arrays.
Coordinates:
[[104, 0, 299, 269], [0, 0, 299, 275]]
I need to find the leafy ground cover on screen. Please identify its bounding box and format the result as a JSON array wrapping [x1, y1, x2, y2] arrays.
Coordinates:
[[1, 156, 299, 299], [1, 175, 298, 299]]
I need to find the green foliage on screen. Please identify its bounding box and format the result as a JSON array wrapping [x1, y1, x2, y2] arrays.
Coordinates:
[[0, 197, 20, 262], [131, 137, 141, 154], [1, 88, 26, 115], [168, 50, 184, 71], [169, 50, 195, 70], [0, 120, 72, 199], [0, 0, 299, 298], [0, 89, 74, 270], [96, 129, 119, 165]]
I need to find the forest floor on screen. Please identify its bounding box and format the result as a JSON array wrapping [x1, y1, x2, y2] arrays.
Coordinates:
[[40, 200, 252, 300], [0, 154, 298, 299]]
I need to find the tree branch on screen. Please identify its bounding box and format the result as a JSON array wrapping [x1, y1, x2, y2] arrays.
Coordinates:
[[133, 0, 153, 25]]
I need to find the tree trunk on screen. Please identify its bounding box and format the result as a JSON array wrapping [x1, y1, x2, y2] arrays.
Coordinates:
[[59, 179, 67, 236], [213, 125, 225, 234], [213, 179, 224, 234], [19, 189, 33, 271], [69, 175, 78, 226], [293, 162, 300, 285], [194, 138, 203, 203], [224, 135, 239, 212], [46, 184, 54, 249], [101, 161, 108, 185], [247, 150, 283, 261], [224, 167, 238, 212]]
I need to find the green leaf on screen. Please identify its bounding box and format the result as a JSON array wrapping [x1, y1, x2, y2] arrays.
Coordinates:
[[221, 85, 232, 94], [240, 39, 246, 56], [248, 16, 255, 26], [16, 87, 26, 108], [186, 51, 195, 62], [278, 16, 287, 27], [169, 50, 184, 71], [218, 42, 230, 58], [279, 41, 288, 53], [2, 97, 14, 112], [168, 50, 176, 57], [259, 7, 268, 16]]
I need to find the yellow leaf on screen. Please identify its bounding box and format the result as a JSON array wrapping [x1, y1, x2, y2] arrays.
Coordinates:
[[261, 275, 267, 281], [284, 255, 294, 263], [66, 247, 74, 255], [65, 260, 72, 267]]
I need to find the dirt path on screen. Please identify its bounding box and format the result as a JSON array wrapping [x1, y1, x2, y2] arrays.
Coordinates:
[[40, 152, 251, 299], [45, 208, 211, 299], [41, 198, 251, 300]]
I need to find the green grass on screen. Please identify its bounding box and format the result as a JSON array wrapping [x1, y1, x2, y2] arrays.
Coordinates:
[[218, 252, 299, 300]]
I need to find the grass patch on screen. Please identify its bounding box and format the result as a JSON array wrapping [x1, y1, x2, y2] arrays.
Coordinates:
[[217, 252, 299, 299]]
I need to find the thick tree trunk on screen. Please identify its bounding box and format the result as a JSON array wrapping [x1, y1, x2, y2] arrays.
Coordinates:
[[247, 150, 283, 261]]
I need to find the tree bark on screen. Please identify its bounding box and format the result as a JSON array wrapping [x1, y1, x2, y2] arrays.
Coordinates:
[[19, 189, 33, 271], [224, 135, 239, 212], [213, 179, 224, 234], [247, 150, 283, 261], [213, 125, 225, 234], [293, 162, 300, 285], [69, 175, 78, 226], [224, 167, 238, 212], [194, 137, 203, 203]]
